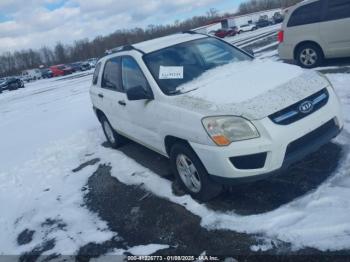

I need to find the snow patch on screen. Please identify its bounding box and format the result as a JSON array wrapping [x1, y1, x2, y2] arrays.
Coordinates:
[[128, 244, 170, 255], [177, 60, 304, 105]]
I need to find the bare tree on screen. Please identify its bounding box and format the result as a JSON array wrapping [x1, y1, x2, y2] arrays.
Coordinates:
[[0, 8, 233, 77]]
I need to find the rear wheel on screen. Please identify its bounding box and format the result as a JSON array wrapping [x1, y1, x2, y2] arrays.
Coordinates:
[[100, 115, 125, 148], [170, 143, 222, 201], [296, 43, 324, 68]]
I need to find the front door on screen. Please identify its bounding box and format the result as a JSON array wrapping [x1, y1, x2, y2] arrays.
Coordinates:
[[120, 56, 164, 153]]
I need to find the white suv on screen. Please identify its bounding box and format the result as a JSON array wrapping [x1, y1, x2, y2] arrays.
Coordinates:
[[238, 24, 257, 33], [90, 33, 343, 201]]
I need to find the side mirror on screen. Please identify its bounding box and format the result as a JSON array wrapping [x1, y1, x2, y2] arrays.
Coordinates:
[[126, 85, 154, 101]]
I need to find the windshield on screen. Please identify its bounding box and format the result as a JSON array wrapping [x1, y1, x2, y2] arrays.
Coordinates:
[[143, 37, 252, 95]]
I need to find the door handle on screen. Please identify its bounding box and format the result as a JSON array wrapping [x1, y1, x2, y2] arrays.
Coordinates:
[[118, 100, 126, 106], [98, 93, 104, 98]]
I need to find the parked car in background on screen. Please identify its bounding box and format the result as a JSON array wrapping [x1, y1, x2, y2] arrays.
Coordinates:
[[0, 77, 24, 93], [213, 28, 238, 38], [19, 75, 32, 82], [80, 62, 91, 71], [0, 78, 5, 93], [41, 68, 53, 78], [278, 0, 350, 68], [60, 65, 74, 74], [69, 62, 82, 72], [238, 24, 257, 33], [87, 58, 98, 68], [255, 18, 273, 28], [90, 33, 343, 201], [50, 65, 74, 77], [49, 65, 65, 77], [273, 12, 284, 23], [21, 69, 42, 81]]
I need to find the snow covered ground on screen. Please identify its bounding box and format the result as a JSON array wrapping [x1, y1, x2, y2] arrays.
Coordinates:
[[0, 30, 350, 257]]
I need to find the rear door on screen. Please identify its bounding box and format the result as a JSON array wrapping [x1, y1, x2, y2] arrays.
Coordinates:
[[320, 0, 350, 57], [95, 57, 130, 133]]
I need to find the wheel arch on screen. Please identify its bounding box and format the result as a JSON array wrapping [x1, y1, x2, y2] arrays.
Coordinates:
[[164, 135, 192, 157], [94, 107, 106, 122], [294, 41, 324, 60]]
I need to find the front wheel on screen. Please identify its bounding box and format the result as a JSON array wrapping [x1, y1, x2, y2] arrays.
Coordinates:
[[170, 143, 222, 201], [296, 44, 324, 68]]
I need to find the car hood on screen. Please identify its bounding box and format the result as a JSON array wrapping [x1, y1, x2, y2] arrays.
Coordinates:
[[172, 60, 329, 120]]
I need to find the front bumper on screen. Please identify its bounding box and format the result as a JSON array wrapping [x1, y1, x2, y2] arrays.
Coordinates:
[[190, 88, 343, 182], [278, 42, 294, 61]]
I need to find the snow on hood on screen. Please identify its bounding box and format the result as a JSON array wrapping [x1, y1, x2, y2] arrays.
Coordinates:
[[175, 60, 329, 120]]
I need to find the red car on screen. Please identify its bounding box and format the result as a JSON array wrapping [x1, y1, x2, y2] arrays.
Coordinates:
[[213, 28, 238, 38], [50, 65, 74, 77]]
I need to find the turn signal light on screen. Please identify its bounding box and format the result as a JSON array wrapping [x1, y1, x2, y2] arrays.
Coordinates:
[[212, 135, 230, 146]]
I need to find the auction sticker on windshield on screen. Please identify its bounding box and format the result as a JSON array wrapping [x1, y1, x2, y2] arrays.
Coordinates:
[[159, 66, 183, 79]]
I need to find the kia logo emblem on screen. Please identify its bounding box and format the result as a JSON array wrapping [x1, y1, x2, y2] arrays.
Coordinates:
[[299, 101, 314, 114]]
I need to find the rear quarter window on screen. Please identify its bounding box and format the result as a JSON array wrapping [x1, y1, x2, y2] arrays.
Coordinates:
[[92, 62, 101, 85], [287, 1, 323, 27]]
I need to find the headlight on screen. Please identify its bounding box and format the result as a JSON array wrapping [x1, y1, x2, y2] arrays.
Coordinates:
[[202, 116, 260, 146]]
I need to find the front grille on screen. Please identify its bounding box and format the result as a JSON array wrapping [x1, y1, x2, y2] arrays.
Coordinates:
[[269, 88, 329, 125], [284, 119, 338, 164], [230, 152, 267, 170]]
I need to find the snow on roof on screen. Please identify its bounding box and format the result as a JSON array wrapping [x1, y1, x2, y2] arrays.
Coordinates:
[[133, 33, 207, 54]]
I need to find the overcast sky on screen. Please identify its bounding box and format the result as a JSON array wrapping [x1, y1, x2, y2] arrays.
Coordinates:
[[0, 0, 243, 54]]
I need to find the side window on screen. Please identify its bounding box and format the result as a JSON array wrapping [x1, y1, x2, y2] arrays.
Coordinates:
[[325, 0, 350, 21], [101, 57, 123, 92], [121, 56, 150, 92], [287, 1, 322, 27], [92, 62, 101, 85]]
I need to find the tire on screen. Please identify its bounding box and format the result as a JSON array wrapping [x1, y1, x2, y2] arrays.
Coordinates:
[[296, 43, 324, 68], [100, 114, 125, 148], [170, 143, 222, 201]]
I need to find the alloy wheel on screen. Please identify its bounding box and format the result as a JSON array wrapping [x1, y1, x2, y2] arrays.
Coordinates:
[[300, 48, 318, 67], [176, 154, 202, 193]]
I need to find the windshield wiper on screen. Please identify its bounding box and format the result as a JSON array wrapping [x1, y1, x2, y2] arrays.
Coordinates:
[[170, 87, 198, 95]]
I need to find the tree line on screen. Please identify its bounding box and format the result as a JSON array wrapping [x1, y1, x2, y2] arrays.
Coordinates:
[[237, 0, 302, 15], [0, 0, 302, 77]]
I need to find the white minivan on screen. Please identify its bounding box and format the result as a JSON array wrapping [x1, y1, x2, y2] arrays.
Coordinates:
[[278, 0, 350, 68], [90, 33, 343, 201], [21, 69, 42, 81]]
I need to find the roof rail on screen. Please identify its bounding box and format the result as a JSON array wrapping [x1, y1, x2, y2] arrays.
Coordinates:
[[182, 30, 197, 34], [182, 30, 210, 37], [104, 44, 145, 56]]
